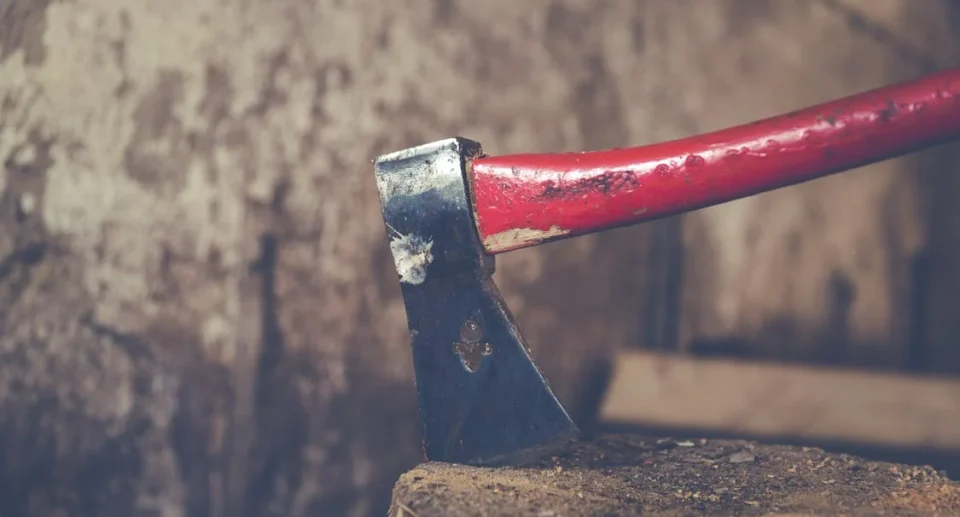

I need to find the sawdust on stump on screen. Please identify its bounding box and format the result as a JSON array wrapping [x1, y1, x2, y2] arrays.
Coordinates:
[[389, 435, 960, 517]]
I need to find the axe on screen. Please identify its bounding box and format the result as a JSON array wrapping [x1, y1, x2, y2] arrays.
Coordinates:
[[372, 67, 960, 467]]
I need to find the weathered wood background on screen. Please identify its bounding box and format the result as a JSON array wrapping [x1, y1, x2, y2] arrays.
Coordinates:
[[1, 0, 958, 516]]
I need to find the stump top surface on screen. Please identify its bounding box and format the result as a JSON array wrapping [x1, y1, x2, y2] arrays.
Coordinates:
[[390, 435, 960, 517]]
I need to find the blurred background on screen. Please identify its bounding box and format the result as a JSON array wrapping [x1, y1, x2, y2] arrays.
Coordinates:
[[1, 0, 959, 516]]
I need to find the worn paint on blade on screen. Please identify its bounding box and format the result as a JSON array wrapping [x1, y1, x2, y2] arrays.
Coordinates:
[[483, 225, 570, 253], [389, 229, 434, 285]]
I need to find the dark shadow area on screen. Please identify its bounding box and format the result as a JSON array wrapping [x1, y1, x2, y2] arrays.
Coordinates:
[[567, 357, 614, 436], [637, 215, 684, 353], [686, 335, 950, 376], [909, 139, 960, 376]]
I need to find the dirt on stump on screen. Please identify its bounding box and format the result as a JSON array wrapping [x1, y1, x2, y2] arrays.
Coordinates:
[[389, 435, 960, 517]]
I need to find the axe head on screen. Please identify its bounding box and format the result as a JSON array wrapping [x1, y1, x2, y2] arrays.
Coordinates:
[[374, 137, 578, 466]]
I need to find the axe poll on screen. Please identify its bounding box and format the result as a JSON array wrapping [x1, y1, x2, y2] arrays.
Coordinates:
[[372, 67, 960, 466]]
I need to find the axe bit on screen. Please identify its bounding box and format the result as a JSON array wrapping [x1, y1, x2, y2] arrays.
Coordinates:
[[373, 67, 960, 467]]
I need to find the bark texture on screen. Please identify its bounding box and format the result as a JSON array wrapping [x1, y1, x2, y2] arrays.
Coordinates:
[[1, 1, 958, 516]]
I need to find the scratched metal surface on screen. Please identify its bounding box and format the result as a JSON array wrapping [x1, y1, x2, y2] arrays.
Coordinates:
[[1, 1, 959, 516]]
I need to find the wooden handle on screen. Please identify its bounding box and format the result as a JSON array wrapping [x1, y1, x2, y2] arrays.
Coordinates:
[[469, 67, 960, 254]]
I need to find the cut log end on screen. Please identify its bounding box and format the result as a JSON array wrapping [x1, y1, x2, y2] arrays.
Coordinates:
[[389, 435, 960, 517]]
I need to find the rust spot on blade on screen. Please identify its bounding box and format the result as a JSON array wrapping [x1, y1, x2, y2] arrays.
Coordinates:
[[453, 318, 492, 373]]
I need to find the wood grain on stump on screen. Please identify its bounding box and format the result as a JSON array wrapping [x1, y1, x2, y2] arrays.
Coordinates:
[[390, 436, 960, 517]]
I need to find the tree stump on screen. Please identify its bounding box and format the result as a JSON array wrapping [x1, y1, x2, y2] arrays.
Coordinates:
[[390, 435, 960, 517]]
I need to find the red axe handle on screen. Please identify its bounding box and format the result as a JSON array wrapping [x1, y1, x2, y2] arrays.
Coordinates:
[[470, 67, 960, 254]]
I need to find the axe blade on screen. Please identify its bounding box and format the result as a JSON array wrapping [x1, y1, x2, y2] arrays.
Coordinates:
[[374, 137, 578, 466]]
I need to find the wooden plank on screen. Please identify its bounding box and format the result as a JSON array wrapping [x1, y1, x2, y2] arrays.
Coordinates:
[[599, 350, 960, 451]]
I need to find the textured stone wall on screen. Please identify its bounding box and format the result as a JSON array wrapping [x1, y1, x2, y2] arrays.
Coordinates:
[[1, 0, 957, 516]]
